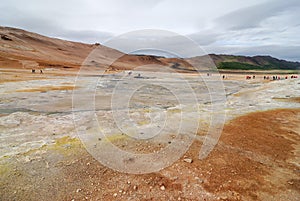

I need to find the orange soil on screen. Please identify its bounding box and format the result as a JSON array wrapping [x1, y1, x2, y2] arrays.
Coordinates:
[[1, 109, 299, 200], [15, 85, 77, 93]]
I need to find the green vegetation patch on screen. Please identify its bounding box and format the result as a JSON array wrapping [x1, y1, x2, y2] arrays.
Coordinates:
[[217, 61, 299, 70], [218, 62, 265, 70]]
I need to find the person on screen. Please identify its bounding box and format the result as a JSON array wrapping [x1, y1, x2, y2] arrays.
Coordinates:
[[32, 69, 35, 73], [222, 75, 225, 79], [40, 69, 43, 74]]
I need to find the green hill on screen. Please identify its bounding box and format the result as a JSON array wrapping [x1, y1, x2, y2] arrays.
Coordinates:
[[209, 54, 300, 70]]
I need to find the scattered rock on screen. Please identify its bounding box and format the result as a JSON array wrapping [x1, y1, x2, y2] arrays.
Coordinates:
[[113, 193, 117, 197], [219, 196, 228, 200], [1, 34, 12, 41], [76, 188, 81, 193], [45, 161, 49, 169], [183, 158, 193, 163], [195, 177, 204, 183], [160, 185, 166, 191], [24, 156, 31, 163]]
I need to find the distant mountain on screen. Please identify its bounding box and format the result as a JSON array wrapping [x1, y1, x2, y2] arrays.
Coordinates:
[[0, 26, 299, 72], [208, 54, 300, 70], [0, 26, 184, 72], [0, 26, 122, 70]]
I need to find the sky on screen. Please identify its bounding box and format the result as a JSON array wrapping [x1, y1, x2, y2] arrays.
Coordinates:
[[1, 0, 300, 61]]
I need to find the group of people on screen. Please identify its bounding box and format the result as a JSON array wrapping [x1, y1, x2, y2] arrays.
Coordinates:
[[222, 74, 298, 80], [31, 69, 43, 74], [246, 75, 255, 79], [243, 75, 298, 80], [263, 75, 298, 80]]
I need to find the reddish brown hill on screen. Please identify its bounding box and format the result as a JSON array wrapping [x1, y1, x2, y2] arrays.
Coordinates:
[[1, 26, 298, 72], [0, 27, 179, 72], [0, 27, 97, 69], [0, 27, 212, 73]]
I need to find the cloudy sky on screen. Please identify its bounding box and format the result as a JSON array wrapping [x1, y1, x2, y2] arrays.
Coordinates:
[[1, 0, 300, 61]]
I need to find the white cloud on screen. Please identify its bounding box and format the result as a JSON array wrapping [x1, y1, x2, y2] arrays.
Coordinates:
[[0, 0, 300, 60]]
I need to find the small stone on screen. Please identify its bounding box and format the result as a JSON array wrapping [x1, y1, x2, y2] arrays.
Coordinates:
[[113, 193, 117, 197], [119, 190, 123, 193], [183, 158, 193, 163], [24, 156, 31, 163], [76, 189, 81, 193], [219, 196, 228, 200], [172, 176, 178, 180], [160, 185, 166, 191], [133, 185, 138, 190]]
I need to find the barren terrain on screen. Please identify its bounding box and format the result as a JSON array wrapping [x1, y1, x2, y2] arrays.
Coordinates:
[[0, 27, 300, 201], [1, 68, 300, 200]]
